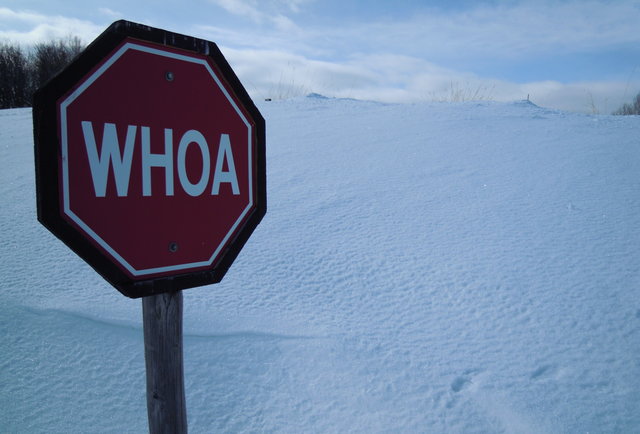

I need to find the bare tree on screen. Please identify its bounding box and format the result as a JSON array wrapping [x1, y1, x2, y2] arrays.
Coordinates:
[[32, 36, 84, 90], [613, 92, 640, 115], [0, 43, 30, 108], [0, 36, 85, 109]]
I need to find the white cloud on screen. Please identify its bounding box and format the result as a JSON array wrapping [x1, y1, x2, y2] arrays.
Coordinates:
[[211, 0, 264, 22], [304, 0, 640, 61], [278, 0, 313, 14], [198, 0, 640, 87], [220, 47, 377, 100], [1, 2, 637, 113], [98, 8, 122, 19], [0, 7, 102, 44], [209, 0, 304, 32], [201, 0, 640, 112], [219, 44, 640, 113]]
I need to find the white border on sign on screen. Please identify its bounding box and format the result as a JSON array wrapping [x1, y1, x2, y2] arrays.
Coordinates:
[[59, 42, 254, 277]]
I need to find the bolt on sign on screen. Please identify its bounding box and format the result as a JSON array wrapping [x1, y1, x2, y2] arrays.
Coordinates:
[[33, 20, 266, 298]]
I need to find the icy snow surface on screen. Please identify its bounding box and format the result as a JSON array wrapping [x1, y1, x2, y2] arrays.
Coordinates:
[[1, 98, 639, 433]]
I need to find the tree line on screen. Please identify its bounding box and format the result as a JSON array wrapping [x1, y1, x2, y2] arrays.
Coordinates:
[[612, 92, 640, 115], [0, 37, 83, 109]]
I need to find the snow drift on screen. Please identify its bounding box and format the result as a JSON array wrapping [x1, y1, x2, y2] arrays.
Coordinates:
[[1, 97, 639, 433]]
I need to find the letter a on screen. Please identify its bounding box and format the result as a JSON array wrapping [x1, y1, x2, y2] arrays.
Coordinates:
[[212, 134, 240, 195]]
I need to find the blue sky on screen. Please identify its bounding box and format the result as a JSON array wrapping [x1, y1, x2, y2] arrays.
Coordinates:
[[1, 0, 639, 112]]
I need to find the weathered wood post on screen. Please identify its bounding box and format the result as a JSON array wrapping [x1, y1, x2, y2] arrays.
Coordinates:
[[143, 291, 187, 434]]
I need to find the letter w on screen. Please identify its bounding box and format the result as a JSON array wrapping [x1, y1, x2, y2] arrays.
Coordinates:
[[81, 122, 136, 197]]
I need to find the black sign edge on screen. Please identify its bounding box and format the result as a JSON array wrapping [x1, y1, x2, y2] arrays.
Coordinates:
[[33, 20, 267, 299]]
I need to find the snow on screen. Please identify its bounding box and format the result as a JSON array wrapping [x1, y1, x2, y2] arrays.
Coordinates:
[[1, 97, 639, 433]]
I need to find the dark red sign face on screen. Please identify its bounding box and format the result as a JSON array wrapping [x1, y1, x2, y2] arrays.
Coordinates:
[[34, 21, 266, 297], [59, 39, 254, 278]]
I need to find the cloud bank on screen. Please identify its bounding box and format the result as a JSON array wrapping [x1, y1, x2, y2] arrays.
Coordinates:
[[0, 7, 103, 45], [1, 1, 639, 113]]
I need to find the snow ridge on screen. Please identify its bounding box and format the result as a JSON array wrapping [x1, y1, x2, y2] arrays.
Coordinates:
[[1, 100, 639, 432]]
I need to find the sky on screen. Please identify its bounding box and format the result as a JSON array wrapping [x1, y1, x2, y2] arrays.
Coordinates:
[[1, 0, 640, 113]]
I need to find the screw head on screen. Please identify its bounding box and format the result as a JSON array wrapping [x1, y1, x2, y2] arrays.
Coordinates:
[[168, 242, 178, 253], [165, 71, 174, 81]]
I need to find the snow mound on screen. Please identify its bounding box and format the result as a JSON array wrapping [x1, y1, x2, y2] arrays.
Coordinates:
[[1, 100, 639, 433]]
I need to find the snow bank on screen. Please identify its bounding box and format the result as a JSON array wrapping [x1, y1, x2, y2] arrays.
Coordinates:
[[1, 99, 639, 433]]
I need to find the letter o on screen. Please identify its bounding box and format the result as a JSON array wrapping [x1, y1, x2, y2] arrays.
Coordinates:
[[177, 130, 210, 196]]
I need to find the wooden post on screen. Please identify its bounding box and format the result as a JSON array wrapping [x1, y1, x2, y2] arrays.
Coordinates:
[[142, 291, 187, 434]]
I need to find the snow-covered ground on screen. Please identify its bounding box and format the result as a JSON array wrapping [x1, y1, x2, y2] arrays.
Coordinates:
[[1, 97, 639, 433]]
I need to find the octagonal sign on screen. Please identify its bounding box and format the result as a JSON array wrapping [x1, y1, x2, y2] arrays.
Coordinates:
[[34, 21, 266, 298]]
